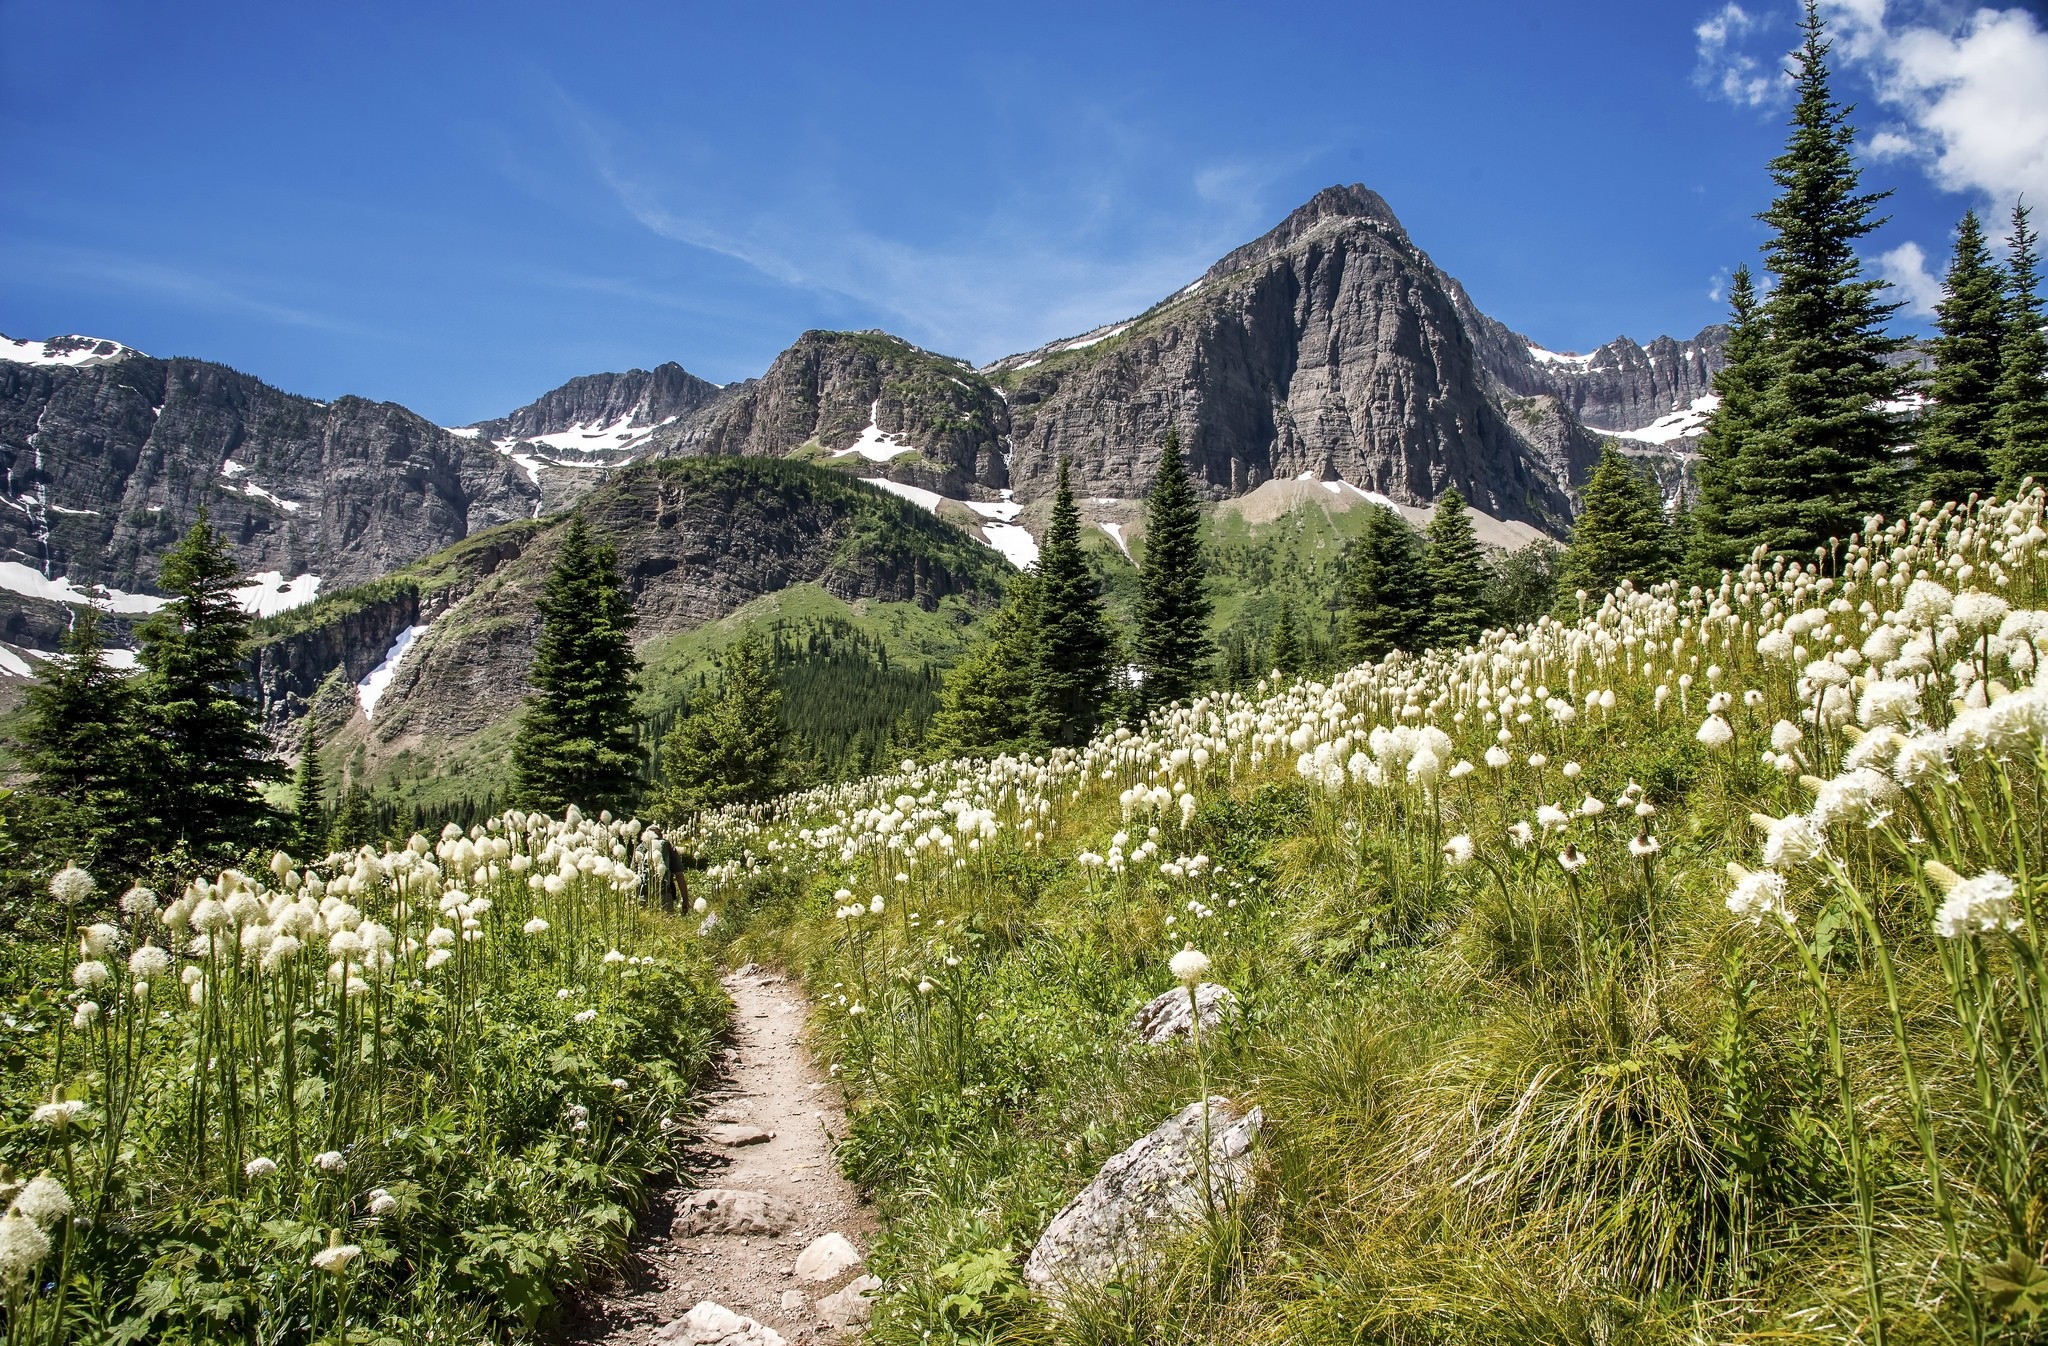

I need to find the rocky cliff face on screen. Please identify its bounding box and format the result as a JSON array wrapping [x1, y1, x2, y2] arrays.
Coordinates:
[[986, 186, 1596, 531], [0, 342, 540, 619], [471, 361, 732, 454]]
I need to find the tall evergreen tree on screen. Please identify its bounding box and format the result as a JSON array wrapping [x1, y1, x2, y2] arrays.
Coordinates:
[[1340, 504, 1430, 663], [653, 629, 789, 817], [329, 782, 374, 852], [15, 606, 142, 864], [510, 516, 642, 816], [134, 513, 281, 859], [1423, 488, 1489, 650], [1029, 460, 1116, 747], [1268, 601, 1304, 678], [1691, 266, 1772, 575], [1916, 210, 2005, 503], [1561, 446, 1674, 597], [1728, 3, 1913, 556], [289, 717, 329, 857], [927, 573, 1041, 757], [1133, 432, 1212, 709], [1996, 202, 2048, 491]]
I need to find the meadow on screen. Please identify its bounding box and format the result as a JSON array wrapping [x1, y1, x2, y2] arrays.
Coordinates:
[[688, 486, 2048, 1344], [0, 808, 724, 1345]]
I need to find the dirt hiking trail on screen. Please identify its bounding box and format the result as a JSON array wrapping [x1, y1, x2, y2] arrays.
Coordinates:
[[567, 966, 879, 1345]]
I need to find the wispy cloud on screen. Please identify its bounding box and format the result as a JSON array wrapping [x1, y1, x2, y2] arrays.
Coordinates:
[[1695, 3, 1792, 108], [3, 240, 377, 337], [517, 82, 1308, 365], [1877, 239, 1944, 315]]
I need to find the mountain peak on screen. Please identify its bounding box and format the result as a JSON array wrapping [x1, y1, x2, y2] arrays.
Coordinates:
[[1202, 184, 1408, 283]]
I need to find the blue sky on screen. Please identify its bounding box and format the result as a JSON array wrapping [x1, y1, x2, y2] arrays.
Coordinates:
[[4, 0, 2045, 425]]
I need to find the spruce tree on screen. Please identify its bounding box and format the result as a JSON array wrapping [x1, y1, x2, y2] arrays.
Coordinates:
[[927, 573, 1041, 757], [1340, 505, 1430, 663], [329, 783, 373, 852], [1561, 446, 1674, 597], [288, 717, 328, 857], [1996, 202, 2048, 491], [1029, 460, 1116, 746], [1423, 488, 1489, 650], [653, 629, 789, 816], [1691, 266, 1772, 575], [1133, 432, 1212, 710], [16, 606, 142, 865], [1268, 601, 1304, 678], [1916, 209, 2005, 504], [134, 513, 281, 859], [510, 515, 643, 817], [1730, 2, 1913, 556]]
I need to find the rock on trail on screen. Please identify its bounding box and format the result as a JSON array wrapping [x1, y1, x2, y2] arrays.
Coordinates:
[[565, 967, 878, 1344]]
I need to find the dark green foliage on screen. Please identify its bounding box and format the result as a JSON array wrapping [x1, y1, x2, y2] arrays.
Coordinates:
[[1269, 600, 1306, 677], [1916, 210, 2004, 503], [14, 607, 143, 867], [763, 621, 941, 779], [288, 717, 328, 856], [133, 513, 282, 859], [1561, 447, 1675, 596], [1029, 460, 1117, 746], [1484, 543, 1561, 629], [511, 515, 643, 817], [1423, 488, 1489, 649], [1133, 433, 1212, 709], [1692, 266, 1772, 576], [928, 573, 1041, 758], [329, 783, 375, 851], [1997, 203, 2048, 491], [1340, 505, 1430, 662], [1728, 4, 1913, 555], [654, 630, 789, 816]]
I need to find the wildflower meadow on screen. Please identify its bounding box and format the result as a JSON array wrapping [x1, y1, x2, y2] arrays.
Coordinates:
[[683, 487, 2048, 1343], [0, 807, 722, 1344]]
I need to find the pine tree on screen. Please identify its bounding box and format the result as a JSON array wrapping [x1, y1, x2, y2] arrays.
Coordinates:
[[1340, 505, 1430, 663], [510, 516, 643, 816], [1269, 601, 1304, 677], [1730, 2, 1913, 557], [133, 513, 281, 859], [1691, 266, 1773, 575], [1561, 446, 1674, 596], [927, 573, 1041, 757], [15, 606, 143, 864], [1996, 202, 2048, 491], [288, 717, 328, 857], [1029, 460, 1117, 747], [1916, 210, 2005, 504], [329, 783, 373, 852], [653, 629, 789, 817], [1423, 488, 1489, 650], [1133, 432, 1212, 709]]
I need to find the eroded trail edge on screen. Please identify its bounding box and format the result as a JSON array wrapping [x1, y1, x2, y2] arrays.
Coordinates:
[[569, 966, 877, 1345]]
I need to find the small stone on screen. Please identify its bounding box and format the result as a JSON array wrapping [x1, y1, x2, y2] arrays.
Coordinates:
[[815, 1274, 881, 1328], [708, 1124, 775, 1147], [651, 1300, 787, 1346], [1131, 983, 1237, 1045], [779, 1289, 807, 1314], [733, 963, 763, 978], [671, 1189, 798, 1237], [793, 1231, 862, 1282]]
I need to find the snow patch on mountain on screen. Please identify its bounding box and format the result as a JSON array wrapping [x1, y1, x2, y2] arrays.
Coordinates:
[[0, 334, 143, 367], [358, 623, 424, 717], [1603, 395, 1721, 446], [1527, 345, 1598, 368], [0, 561, 167, 614], [834, 402, 919, 462], [234, 571, 321, 618]]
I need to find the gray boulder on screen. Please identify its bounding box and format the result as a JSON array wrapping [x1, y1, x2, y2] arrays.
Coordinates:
[[815, 1274, 883, 1328], [669, 1189, 797, 1237], [1130, 983, 1237, 1045], [1023, 1096, 1262, 1298], [651, 1300, 786, 1346]]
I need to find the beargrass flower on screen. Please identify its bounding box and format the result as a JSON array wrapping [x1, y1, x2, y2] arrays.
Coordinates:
[[313, 1151, 346, 1173], [1557, 845, 1588, 874], [1507, 821, 1535, 850], [1536, 804, 1570, 834], [30, 1099, 85, 1131], [1442, 834, 1475, 867], [1934, 870, 2024, 939], [1726, 869, 1793, 927], [48, 864, 95, 907], [1170, 947, 1212, 985], [367, 1188, 398, 1216], [1696, 714, 1735, 748], [245, 1157, 278, 1181], [1484, 745, 1511, 769], [522, 918, 549, 935], [310, 1236, 361, 1275], [1760, 813, 1827, 868], [0, 1210, 51, 1289], [118, 886, 158, 918], [9, 1175, 71, 1230], [71, 1003, 99, 1031], [1630, 833, 1660, 858], [573, 1008, 597, 1024]]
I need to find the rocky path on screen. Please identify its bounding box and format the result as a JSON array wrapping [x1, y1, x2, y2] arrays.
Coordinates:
[[567, 966, 879, 1346]]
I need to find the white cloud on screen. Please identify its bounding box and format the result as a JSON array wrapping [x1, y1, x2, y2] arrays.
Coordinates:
[[1820, 1, 2048, 210], [1695, 3, 1791, 107], [1707, 267, 1732, 302], [1877, 239, 1944, 315]]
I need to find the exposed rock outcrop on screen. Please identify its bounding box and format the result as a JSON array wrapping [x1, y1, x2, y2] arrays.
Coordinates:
[[1023, 1096, 1262, 1299], [1131, 983, 1238, 1045]]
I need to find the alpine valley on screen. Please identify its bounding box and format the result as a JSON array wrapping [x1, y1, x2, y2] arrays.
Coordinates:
[[0, 185, 1725, 809]]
